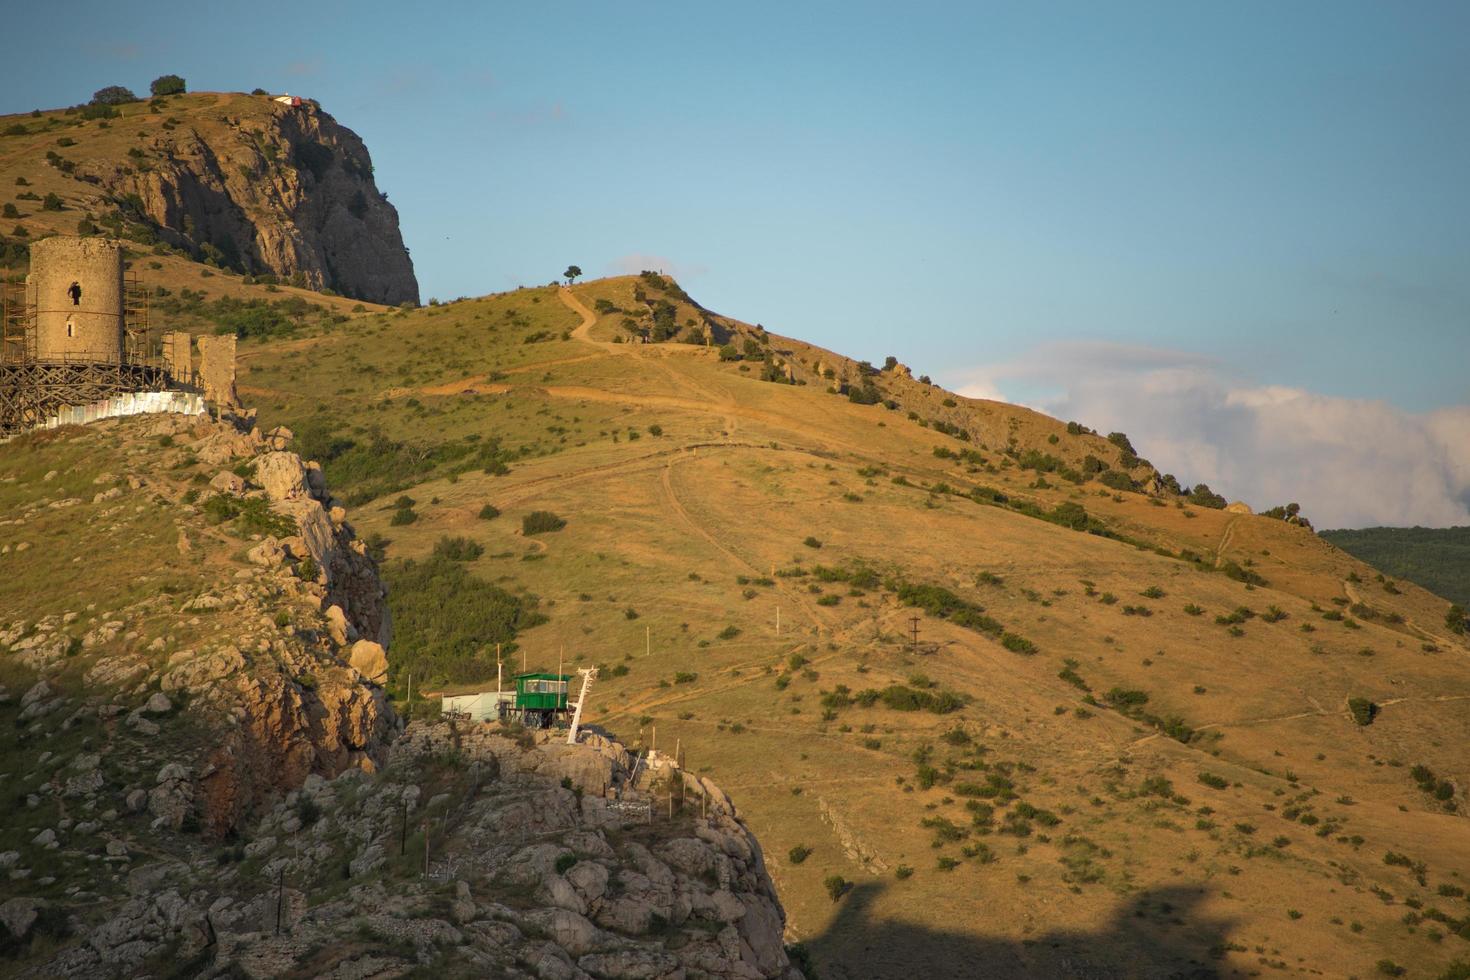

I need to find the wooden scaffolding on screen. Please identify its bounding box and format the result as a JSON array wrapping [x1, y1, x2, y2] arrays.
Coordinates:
[[0, 279, 168, 438]]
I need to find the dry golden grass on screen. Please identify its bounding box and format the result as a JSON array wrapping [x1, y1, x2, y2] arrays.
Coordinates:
[[168, 273, 1470, 977]]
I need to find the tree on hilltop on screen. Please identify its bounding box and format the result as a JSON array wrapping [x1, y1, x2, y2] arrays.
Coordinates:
[[150, 75, 187, 96], [563, 265, 581, 284], [91, 85, 138, 105]]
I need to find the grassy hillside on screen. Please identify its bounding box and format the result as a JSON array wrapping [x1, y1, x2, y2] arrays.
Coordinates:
[[1321, 526, 1470, 608], [226, 274, 1470, 979]]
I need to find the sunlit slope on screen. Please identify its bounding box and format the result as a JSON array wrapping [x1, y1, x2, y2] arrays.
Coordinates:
[[240, 275, 1470, 980]]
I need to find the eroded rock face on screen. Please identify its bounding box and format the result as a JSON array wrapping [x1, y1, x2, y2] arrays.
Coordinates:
[[24, 723, 802, 980], [80, 96, 417, 305]]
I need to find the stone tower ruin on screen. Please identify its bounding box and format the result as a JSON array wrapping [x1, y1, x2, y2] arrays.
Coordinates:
[[0, 235, 221, 438], [29, 236, 126, 364]]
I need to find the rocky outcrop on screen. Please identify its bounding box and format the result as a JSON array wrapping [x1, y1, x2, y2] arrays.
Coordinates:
[[12, 722, 801, 979], [78, 94, 417, 305], [0, 412, 397, 840]]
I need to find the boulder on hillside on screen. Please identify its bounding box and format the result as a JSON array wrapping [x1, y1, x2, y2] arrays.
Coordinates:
[[349, 640, 387, 685], [1225, 501, 1253, 515], [256, 452, 309, 501]]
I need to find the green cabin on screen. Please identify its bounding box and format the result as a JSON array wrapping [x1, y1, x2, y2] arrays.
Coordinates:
[[511, 672, 571, 726]]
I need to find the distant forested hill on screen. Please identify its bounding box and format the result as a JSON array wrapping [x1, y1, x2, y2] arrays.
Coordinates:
[[1319, 525, 1470, 605]]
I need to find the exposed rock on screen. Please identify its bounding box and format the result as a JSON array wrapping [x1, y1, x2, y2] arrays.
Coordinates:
[[0, 897, 48, 941], [1225, 501, 1253, 515], [149, 763, 195, 830], [256, 451, 309, 501], [210, 470, 247, 495], [348, 639, 387, 685], [90, 96, 418, 305]]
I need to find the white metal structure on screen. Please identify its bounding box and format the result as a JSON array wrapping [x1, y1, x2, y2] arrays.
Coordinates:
[[565, 667, 599, 744]]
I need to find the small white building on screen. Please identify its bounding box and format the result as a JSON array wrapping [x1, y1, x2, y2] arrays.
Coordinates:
[[442, 690, 513, 722], [272, 94, 304, 107]]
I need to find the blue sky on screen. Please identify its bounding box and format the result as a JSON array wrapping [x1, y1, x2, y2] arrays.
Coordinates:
[[5, 1, 1468, 524]]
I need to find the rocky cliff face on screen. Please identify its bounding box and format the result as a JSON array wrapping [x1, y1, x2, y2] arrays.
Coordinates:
[[78, 94, 418, 305], [0, 412, 398, 839], [5, 713, 804, 980]]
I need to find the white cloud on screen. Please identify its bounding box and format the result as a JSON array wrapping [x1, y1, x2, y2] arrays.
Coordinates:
[[950, 342, 1470, 529]]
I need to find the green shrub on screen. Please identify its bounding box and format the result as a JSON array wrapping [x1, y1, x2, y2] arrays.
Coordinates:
[[1000, 633, 1036, 654], [150, 74, 187, 96], [389, 508, 418, 526], [716, 625, 740, 640], [823, 875, 850, 902], [477, 504, 501, 520], [1348, 697, 1378, 727], [788, 844, 812, 864], [432, 536, 484, 561], [383, 556, 545, 686], [523, 510, 566, 535], [1198, 772, 1229, 790], [803, 536, 822, 549]]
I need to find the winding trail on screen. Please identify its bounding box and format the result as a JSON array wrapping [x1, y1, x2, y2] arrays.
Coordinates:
[[1214, 516, 1240, 568], [1343, 578, 1464, 651], [560, 285, 620, 352]]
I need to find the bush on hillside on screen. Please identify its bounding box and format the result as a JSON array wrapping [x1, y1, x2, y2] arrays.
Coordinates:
[[1186, 483, 1228, 509], [478, 504, 501, 520], [1348, 697, 1378, 726], [150, 74, 187, 96], [432, 536, 484, 562], [1098, 470, 1134, 491], [1447, 604, 1466, 635], [91, 85, 138, 105], [522, 511, 565, 535], [823, 875, 850, 902], [383, 556, 546, 686]]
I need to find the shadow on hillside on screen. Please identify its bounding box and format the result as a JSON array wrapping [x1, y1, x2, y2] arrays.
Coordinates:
[[798, 881, 1233, 980]]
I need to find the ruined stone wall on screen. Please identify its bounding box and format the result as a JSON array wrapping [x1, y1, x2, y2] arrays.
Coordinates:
[[196, 333, 238, 407]]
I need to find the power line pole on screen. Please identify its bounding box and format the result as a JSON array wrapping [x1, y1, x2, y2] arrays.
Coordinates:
[[909, 615, 921, 654]]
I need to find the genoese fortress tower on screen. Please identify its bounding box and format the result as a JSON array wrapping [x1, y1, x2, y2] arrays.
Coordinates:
[[0, 235, 235, 437]]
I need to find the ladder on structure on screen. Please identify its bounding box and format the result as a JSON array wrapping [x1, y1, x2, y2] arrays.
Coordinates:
[[565, 667, 598, 745]]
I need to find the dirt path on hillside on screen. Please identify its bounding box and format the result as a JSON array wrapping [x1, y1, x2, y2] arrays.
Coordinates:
[[1343, 578, 1464, 652], [560, 286, 618, 351], [659, 455, 833, 633], [1213, 516, 1240, 568], [560, 285, 742, 434]]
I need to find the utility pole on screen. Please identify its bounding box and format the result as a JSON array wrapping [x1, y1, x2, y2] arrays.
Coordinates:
[[406, 671, 413, 710], [776, 606, 781, 637], [909, 615, 921, 655], [645, 626, 650, 658], [496, 643, 503, 694]]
